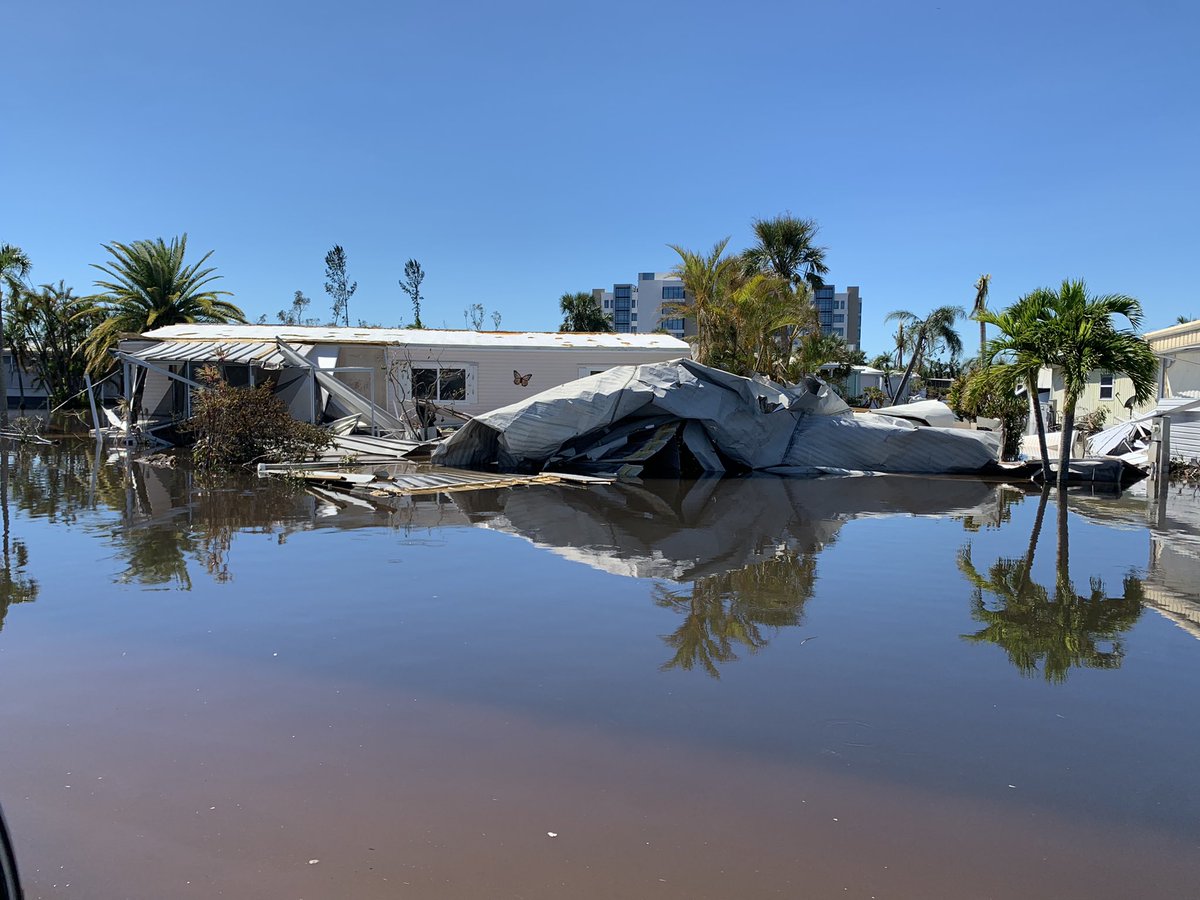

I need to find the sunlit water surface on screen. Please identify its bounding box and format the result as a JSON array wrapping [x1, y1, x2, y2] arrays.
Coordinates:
[[1, 442, 1199, 899]]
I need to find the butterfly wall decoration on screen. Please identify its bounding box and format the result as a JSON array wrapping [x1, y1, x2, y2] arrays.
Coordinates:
[[513, 370, 533, 386]]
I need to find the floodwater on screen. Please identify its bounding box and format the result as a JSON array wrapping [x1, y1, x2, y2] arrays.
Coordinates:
[[1, 442, 1199, 899]]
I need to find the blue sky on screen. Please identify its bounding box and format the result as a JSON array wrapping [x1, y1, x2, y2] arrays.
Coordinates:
[[5, 0, 1197, 355]]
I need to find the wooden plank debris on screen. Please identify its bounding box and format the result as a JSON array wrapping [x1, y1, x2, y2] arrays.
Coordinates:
[[260, 463, 612, 498]]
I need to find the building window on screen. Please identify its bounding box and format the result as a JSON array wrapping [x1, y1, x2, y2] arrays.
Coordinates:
[[661, 285, 685, 300], [614, 285, 632, 300], [1099, 373, 1114, 400], [662, 318, 685, 330], [603, 298, 611, 309], [410, 364, 473, 403], [639, 272, 655, 281], [833, 313, 845, 323]]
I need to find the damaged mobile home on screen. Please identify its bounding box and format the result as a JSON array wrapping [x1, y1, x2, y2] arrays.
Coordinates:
[[111, 324, 693, 441], [433, 358, 1003, 477]]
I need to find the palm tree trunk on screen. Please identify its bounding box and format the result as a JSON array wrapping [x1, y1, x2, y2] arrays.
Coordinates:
[[1017, 488, 1051, 597], [1055, 489, 1071, 596], [1056, 394, 1078, 488], [1026, 375, 1051, 483], [979, 321, 986, 368], [891, 332, 925, 405]]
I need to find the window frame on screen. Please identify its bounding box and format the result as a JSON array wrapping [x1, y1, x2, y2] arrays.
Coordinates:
[[1098, 373, 1114, 400], [408, 362, 477, 404]]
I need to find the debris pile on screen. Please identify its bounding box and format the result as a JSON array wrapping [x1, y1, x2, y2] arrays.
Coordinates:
[[433, 359, 1002, 477]]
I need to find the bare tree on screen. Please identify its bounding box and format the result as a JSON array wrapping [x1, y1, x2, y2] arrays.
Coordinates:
[[400, 259, 425, 328], [323, 245, 356, 327]]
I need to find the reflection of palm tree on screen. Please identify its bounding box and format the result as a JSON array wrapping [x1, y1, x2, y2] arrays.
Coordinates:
[[653, 552, 818, 677], [0, 445, 40, 631], [958, 492, 1143, 683]]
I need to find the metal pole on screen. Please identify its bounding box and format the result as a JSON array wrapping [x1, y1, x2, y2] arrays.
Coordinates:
[[84, 373, 101, 436]]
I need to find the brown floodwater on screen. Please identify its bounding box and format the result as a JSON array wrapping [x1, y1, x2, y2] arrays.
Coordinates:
[[1, 442, 1199, 899]]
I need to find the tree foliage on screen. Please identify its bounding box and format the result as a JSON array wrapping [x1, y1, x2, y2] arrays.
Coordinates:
[[399, 259, 425, 328], [324, 245, 357, 327], [187, 367, 332, 471], [83, 235, 245, 374], [742, 214, 828, 290], [278, 290, 317, 326], [4, 280, 100, 407], [558, 291, 612, 332], [0, 244, 34, 427], [883, 305, 964, 403]]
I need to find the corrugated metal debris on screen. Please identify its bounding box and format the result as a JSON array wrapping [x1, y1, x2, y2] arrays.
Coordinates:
[[433, 359, 1002, 477], [128, 340, 313, 370]]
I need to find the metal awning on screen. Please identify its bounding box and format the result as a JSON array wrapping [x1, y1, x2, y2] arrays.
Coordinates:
[[127, 340, 313, 370]]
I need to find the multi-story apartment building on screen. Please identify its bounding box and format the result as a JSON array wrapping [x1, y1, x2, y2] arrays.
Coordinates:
[[592, 272, 689, 340], [812, 284, 862, 351], [594, 273, 862, 351]]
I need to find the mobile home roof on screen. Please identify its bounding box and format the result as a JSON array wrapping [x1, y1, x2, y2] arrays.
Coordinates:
[[137, 324, 691, 353]]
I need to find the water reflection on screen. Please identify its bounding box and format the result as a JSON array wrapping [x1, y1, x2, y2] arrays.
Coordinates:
[[0, 450, 39, 631], [4, 441, 1185, 680], [958, 490, 1145, 683], [652, 552, 818, 676], [458, 476, 1012, 675]]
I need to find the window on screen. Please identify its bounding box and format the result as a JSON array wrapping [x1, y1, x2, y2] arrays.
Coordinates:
[[662, 317, 685, 330], [603, 298, 611, 309], [614, 285, 632, 301], [1099, 373, 1114, 400], [833, 313, 845, 323], [410, 363, 474, 403], [661, 285, 685, 300], [639, 272, 655, 281], [631, 312, 638, 321]]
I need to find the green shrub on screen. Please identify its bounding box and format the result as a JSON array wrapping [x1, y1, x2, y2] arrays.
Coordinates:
[[186, 366, 332, 471], [947, 372, 1026, 460]]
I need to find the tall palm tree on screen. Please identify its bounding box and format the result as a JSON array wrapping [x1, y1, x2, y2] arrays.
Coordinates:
[[1034, 280, 1158, 487], [742, 214, 829, 291], [883, 305, 964, 404], [558, 291, 613, 332], [667, 238, 742, 366], [972, 290, 1056, 481], [972, 273, 991, 365], [0, 245, 33, 428], [82, 235, 245, 375]]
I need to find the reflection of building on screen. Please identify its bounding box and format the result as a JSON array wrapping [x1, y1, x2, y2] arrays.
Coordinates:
[[592, 272, 691, 340], [813, 284, 862, 350]]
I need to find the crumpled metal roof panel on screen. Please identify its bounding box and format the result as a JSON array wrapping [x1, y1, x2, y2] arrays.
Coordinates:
[[128, 341, 313, 369]]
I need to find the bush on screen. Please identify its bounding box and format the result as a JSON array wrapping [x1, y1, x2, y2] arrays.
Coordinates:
[[186, 366, 332, 471], [947, 372, 1027, 461]]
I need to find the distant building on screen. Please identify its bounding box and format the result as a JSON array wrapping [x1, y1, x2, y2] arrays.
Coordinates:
[[812, 285, 862, 351], [592, 273, 862, 351], [592, 272, 690, 340]]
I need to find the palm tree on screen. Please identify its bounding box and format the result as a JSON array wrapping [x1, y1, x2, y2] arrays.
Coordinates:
[[82, 235, 245, 375], [971, 273, 991, 365], [0, 245, 33, 428], [883, 305, 964, 404], [1033, 280, 1158, 487], [741, 214, 829, 291], [558, 291, 613, 332], [972, 290, 1056, 481], [667, 238, 743, 366]]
